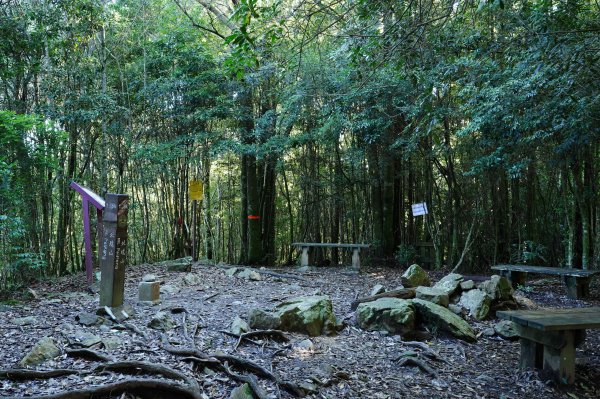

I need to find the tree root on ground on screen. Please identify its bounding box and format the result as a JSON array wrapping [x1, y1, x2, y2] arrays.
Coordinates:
[[394, 354, 439, 378], [220, 329, 290, 350], [66, 348, 114, 362], [0, 369, 80, 381], [3, 378, 203, 399]]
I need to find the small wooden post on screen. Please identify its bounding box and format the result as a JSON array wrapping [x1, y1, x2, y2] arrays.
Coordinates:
[[301, 246, 309, 267], [352, 248, 360, 270], [99, 193, 128, 308], [192, 199, 198, 262]]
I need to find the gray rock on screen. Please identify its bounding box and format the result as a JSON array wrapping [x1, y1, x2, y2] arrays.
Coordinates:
[[448, 304, 465, 316], [75, 313, 99, 327], [183, 273, 202, 285], [96, 304, 135, 322], [479, 275, 513, 301], [69, 331, 102, 347], [225, 267, 239, 276], [139, 281, 160, 304], [148, 311, 175, 331], [433, 273, 464, 296], [297, 266, 310, 273], [460, 280, 475, 291], [295, 338, 314, 351], [458, 289, 491, 320], [482, 327, 496, 337], [416, 287, 450, 307], [166, 261, 192, 272], [370, 284, 386, 296], [229, 383, 253, 399], [102, 336, 123, 350], [411, 299, 476, 342], [494, 320, 519, 340], [356, 298, 415, 336], [142, 274, 158, 282], [160, 284, 180, 295], [238, 269, 262, 281], [231, 316, 250, 335], [250, 295, 338, 337], [11, 316, 37, 326], [401, 264, 430, 287], [249, 309, 281, 330], [20, 337, 60, 366]]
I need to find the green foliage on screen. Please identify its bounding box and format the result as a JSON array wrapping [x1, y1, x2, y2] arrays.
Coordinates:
[[395, 245, 416, 267]]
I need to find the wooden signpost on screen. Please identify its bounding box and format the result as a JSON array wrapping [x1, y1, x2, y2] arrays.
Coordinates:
[[99, 193, 129, 307], [189, 180, 203, 262]]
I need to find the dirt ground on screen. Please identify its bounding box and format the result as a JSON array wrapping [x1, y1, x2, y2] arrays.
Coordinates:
[[1, 261, 600, 399]]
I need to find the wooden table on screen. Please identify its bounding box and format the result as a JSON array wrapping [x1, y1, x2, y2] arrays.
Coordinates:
[[498, 308, 600, 384], [291, 243, 369, 269], [491, 264, 600, 299]]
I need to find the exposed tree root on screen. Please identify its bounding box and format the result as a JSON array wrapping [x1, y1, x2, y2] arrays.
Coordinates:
[[222, 362, 270, 399], [0, 369, 80, 381], [401, 341, 448, 363], [3, 378, 203, 399], [350, 288, 416, 310], [220, 329, 289, 350], [395, 356, 439, 378], [66, 348, 114, 362]]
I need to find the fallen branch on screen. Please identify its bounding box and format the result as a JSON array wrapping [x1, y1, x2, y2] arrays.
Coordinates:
[[0, 369, 80, 381], [395, 356, 438, 378], [2, 378, 202, 399], [401, 341, 448, 363], [66, 348, 114, 362], [220, 329, 289, 350], [350, 288, 416, 310]]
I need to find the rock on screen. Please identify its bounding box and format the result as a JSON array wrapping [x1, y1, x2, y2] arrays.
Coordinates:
[[458, 289, 491, 320], [370, 284, 386, 296], [460, 280, 475, 291], [148, 311, 175, 331], [225, 267, 239, 276], [160, 284, 180, 295], [433, 273, 464, 296], [298, 381, 318, 393], [494, 320, 519, 340], [513, 293, 541, 310], [250, 296, 338, 337], [69, 331, 102, 347], [479, 275, 513, 301], [183, 273, 202, 285], [401, 264, 430, 287], [356, 298, 415, 336], [229, 383, 253, 399], [139, 281, 160, 303], [237, 269, 262, 281], [275, 295, 338, 336], [20, 337, 60, 366], [75, 313, 99, 327], [248, 309, 281, 330], [415, 287, 450, 307], [165, 260, 192, 273], [96, 304, 134, 322], [295, 339, 314, 351], [482, 327, 496, 337], [142, 274, 158, 282], [297, 266, 310, 273], [230, 316, 250, 335], [448, 304, 465, 316], [102, 336, 123, 350], [11, 316, 37, 326], [411, 299, 476, 342]]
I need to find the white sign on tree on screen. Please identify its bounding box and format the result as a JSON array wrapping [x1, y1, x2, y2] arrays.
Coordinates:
[[411, 202, 428, 216]]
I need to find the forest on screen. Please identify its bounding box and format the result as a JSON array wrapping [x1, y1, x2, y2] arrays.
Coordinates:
[[2, 1, 600, 398], [1, 0, 599, 289]]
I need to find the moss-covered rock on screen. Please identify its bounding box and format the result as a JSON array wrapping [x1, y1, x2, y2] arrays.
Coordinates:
[[356, 298, 415, 336], [411, 299, 476, 342], [20, 337, 60, 366], [401, 264, 431, 287], [416, 286, 450, 307], [458, 289, 491, 320]]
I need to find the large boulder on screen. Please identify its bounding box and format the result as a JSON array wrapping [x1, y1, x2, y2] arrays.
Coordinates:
[[415, 287, 450, 307], [249, 296, 338, 336], [20, 337, 60, 366], [458, 289, 491, 320], [401, 264, 430, 287], [479, 275, 513, 301], [356, 298, 415, 336], [433, 273, 464, 296], [411, 299, 476, 342]]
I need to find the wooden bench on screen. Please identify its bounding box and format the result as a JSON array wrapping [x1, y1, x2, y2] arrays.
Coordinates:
[[498, 308, 600, 384], [291, 243, 369, 270], [491, 264, 600, 299]]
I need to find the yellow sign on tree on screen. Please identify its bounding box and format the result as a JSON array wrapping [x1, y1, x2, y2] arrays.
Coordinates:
[[189, 180, 204, 201]]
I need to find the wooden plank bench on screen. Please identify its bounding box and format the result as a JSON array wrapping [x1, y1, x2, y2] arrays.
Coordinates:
[[497, 308, 600, 384], [291, 243, 369, 270], [491, 264, 600, 299]]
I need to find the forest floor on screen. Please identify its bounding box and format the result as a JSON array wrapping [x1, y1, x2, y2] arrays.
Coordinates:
[[1, 260, 600, 399]]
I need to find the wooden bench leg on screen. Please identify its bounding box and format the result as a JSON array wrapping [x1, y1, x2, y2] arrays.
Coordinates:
[[300, 247, 309, 267], [542, 331, 576, 384], [563, 276, 589, 299], [351, 248, 360, 270], [520, 338, 543, 369]]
